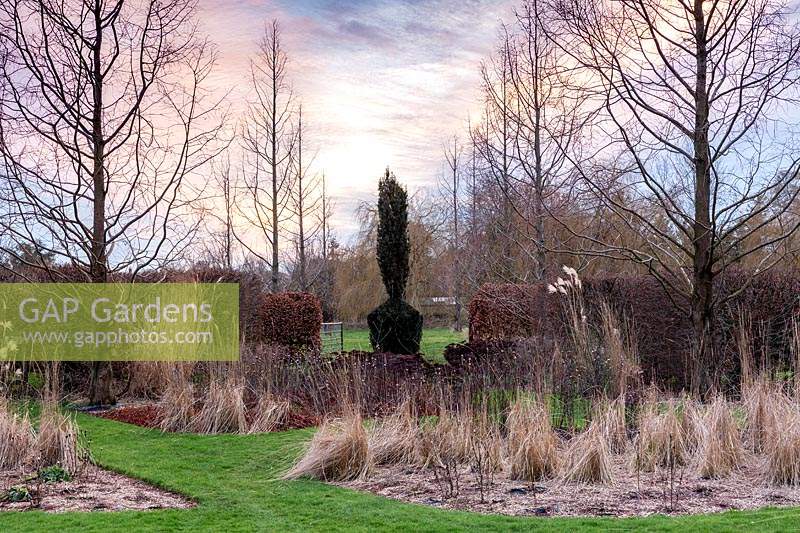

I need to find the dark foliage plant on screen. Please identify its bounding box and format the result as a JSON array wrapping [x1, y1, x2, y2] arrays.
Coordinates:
[[258, 292, 323, 350], [368, 169, 422, 354], [468, 270, 800, 389]]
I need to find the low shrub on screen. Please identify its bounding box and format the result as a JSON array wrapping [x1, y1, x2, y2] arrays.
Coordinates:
[[38, 464, 71, 483], [257, 292, 322, 350], [2, 485, 32, 503]]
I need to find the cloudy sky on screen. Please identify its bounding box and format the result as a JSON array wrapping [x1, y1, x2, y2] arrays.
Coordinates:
[[198, 0, 515, 238]]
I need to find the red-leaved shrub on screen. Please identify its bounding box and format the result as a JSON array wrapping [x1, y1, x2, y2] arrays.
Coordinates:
[[257, 292, 323, 349], [468, 270, 800, 388]]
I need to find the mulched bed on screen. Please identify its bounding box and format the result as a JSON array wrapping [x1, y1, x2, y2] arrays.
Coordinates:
[[91, 401, 320, 432], [338, 455, 800, 517], [0, 465, 194, 513], [95, 404, 161, 428]]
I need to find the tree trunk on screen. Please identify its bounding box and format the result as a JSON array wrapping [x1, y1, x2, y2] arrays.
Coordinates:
[[691, 0, 714, 392], [88, 1, 115, 406]]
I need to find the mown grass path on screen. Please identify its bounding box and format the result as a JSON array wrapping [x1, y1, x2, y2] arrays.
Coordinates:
[[2, 413, 800, 532]]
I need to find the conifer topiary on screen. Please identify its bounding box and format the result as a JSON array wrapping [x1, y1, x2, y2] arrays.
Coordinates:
[[367, 168, 422, 354]]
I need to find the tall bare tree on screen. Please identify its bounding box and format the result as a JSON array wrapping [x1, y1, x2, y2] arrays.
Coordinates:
[[0, 0, 225, 403], [289, 104, 322, 291], [440, 135, 464, 329], [502, 0, 590, 280], [0, 0, 222, 281], [238, 19, 295, 292], [548, 0, 800, 386]]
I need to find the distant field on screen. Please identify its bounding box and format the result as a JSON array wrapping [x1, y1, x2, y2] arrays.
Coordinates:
[[339, 327, 466, 364]]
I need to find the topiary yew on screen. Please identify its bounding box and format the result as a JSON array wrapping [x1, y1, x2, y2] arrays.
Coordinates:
[[367, 169, 422, 354]]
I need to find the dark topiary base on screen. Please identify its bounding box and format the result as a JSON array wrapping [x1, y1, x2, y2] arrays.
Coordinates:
[[367, 298, 423, 354]]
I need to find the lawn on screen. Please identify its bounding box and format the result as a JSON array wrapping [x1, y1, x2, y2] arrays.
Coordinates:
[[3, 414, 800, 532], [339, 327, 466, 363]]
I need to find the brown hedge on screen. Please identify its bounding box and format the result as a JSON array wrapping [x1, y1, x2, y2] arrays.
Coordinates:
[[468, 270, 800, 387], [257, 292, 323, 350]]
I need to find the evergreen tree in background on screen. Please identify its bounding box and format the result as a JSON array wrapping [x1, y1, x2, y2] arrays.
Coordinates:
[[368, 168, 423, 354]]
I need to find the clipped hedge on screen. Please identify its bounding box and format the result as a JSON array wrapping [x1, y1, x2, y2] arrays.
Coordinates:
[[257, 292, 323, 350], [469, 270, 800, 387]]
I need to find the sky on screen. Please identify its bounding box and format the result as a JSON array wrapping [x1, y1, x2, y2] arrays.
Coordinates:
[[198, 0, 515, 238]]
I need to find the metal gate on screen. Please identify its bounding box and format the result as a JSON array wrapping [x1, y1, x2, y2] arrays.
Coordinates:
[[321, 322, 344, 353]]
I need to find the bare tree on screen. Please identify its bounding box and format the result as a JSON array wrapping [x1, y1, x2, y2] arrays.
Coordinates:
[[201, 153, 238, 269], [547, 0, 800, 386], [289, 104, 322, 291], [502, 0, 590, 281], [440, 135, 464, 330], [238, 19, 295, 292], [474, 41, 519, 281], [0, 0, 225, 402]]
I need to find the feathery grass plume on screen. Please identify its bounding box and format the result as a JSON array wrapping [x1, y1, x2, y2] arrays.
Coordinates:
[[633, 397, 689, 471], [697, 396, 742, 478], [765, 407, 800, 486], [593, 395, 627, 454], [0, 397, 35, 469], [283, 410, 370, 481], [742, 377, 787, 453], [248, 393, 290, 434], [36, 403, 83, 473], [562, 423, 613, 484], [368, 399, 418, 465], [159, 365, 196, 432], [507, 398, 559, 481], [193, 374, 248, 434]]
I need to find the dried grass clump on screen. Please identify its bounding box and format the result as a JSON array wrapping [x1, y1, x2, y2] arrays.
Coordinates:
[[696, 397, 742, 478], [0, 398, 34, 469], [594, 395, 627, 453], [562, 424, 613, 484], [284, 412, 370, 481], [248, 394, 290, 434], [765, 408, 800, 486], [507, 399, 559, 481], [742, 378, 787, 453], [417, 407, 473, 467], [193, 376, 248, 434], [679, 395, 704, 452], [36, 404, 82, 473], [159, 370, 196, 433], [127, 362, 171, 399], [368, 401, 418, 465], [633, 399, 689, 471]]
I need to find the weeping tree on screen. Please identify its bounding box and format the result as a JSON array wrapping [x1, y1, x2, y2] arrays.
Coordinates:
[[368, 169, 422, 354]]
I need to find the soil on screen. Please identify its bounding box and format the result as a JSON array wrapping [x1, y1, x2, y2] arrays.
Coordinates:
[[338, 454, 800, 517], [0, 464, 194, 513]]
